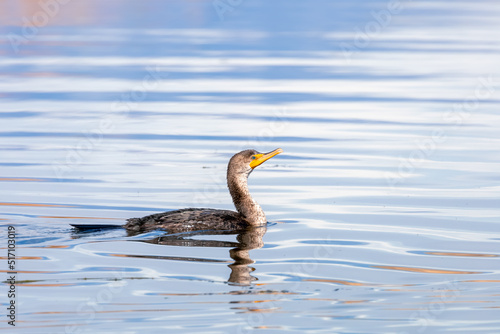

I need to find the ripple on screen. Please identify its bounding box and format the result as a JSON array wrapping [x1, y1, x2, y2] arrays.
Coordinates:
[[0, 202, 71, 208], [299, 239, 369, 246], [78, 266, 142, 272], [16, 282, 77, 287], [0, 177, 44, 182], [0, 255, 48, 260], [16, 237, 63, 245], [98, 252, 229, 263], [302, 278, 396, 287], [373, 265, 484, 275], [0, 131, 324, 143], [409, 251, 499, 258], [0, 201, 162, 212]]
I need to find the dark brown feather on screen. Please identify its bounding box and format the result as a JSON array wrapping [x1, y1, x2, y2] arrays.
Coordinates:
[[124, 208, 249, 234]]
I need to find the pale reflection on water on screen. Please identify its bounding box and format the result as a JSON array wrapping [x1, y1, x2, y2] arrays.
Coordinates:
[[1, 0, 500, 333]]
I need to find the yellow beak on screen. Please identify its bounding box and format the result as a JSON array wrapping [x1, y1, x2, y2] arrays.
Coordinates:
[[249, 148, 283, 169]]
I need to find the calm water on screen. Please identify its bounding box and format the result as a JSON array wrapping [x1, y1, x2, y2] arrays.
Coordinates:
[[1, 0, 500, 333]]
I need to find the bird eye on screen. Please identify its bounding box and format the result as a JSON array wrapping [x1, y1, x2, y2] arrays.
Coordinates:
[[251, 156, 256, 160]]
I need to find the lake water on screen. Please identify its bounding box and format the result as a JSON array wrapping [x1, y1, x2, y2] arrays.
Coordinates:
[[1, 0, 500, 333]]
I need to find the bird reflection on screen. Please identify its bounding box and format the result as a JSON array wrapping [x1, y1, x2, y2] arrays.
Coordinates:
[[130, 226, 267, 285], [72, 223, 267, 285]]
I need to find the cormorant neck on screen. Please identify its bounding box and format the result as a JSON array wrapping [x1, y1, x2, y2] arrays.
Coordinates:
[[227, 169, 266, 225]]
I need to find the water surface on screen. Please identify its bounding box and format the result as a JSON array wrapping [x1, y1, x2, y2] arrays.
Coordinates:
[[1, 0, 500, 333]]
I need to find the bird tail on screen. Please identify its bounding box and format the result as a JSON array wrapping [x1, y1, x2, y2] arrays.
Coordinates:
[[70, 224, 123, 231]]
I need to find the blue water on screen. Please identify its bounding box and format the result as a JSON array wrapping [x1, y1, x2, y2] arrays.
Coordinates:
[[1, 0, 500, 333]]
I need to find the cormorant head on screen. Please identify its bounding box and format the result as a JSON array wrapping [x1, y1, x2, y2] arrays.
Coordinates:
[[228, 148, 283, 176]]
